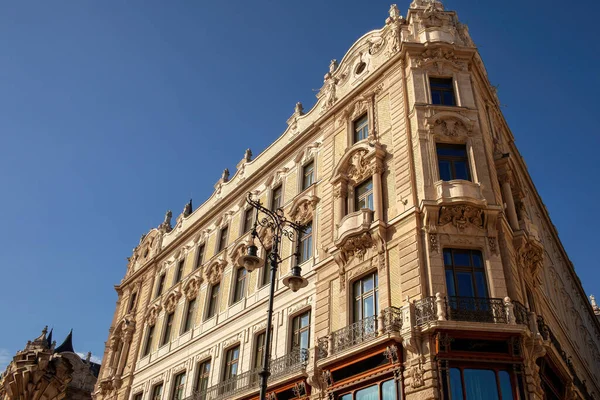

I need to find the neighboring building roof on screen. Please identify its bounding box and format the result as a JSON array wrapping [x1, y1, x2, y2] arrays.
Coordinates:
[[54, 329, 74, 353]]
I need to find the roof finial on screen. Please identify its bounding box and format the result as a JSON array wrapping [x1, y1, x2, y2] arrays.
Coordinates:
[[591, 294, 599, 309], [244, 149, 253, 162], [183, 199, 193, 217], [85, 351, 92, 363]]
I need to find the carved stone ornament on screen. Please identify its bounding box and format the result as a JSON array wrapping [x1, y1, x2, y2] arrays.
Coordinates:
[[321, 369, 333, 388], [292, 382, 307, 397], [258, 225, 275, 250], [415, 47, 467, 72], [340, 233, 375, 265], [432, 117, 471, 138], [289, 196, 319, 225], [163, 291, 182, 313], [347, 150, 376, 185], [488, 237, 498, 255], [410, 364, 425, 388], [320, 61, 339, 113], [145, 304, 162, 325], [421, 1, 452, 28], [205, 259, 226, 285], [439, 205, 484, 231], [519, 241, 544, 281], [229, 243, 248, 268], [429, 233, 439, 253], [383, 344, 399, 363], [183, 276, 202, 300], [158, 210, 173, 233], [385, 4, 404, 55]]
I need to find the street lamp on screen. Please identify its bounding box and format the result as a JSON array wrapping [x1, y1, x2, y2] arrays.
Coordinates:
[[237, 192, 308, 400]]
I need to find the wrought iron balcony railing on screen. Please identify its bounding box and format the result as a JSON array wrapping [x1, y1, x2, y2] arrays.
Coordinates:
[[269, 348, 308, 380], [317, 307, 403, 359], [413, 295, 529, 327], [186, 349, 309, 400]]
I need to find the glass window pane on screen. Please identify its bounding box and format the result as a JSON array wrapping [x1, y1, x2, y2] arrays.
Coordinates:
[[454, 161, 470, 180], [499, 371, 514, 400], [472, 252, 483, 268], [300, 313, 310, 327], [474, 272, 488, 298], [453, 251, 471, 266], [439, 160, 452, 181], [463, 369, 499, 400], [432, 91, 442, 105], [363, 275, 374, 292], [446, 270, 456, 297], [354, 280, 362, 296], [363, 295, 374, 318], [382, 379, 397, 400], [450, 368, 464, 400], [443, 91, 456, 106], [356, 384, 378, 400], [340, 395, 352, 400], [443, 250, 453, 266], [456, 272, 475, 297], [437, 146, 466, 157]]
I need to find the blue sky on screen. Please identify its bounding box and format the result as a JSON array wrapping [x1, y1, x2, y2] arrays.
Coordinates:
[[0, 0, 598, 369]]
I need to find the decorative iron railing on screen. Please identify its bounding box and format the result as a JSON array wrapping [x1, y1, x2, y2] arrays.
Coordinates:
[[269, 348, 308, 380], [382, 306, 403, 333], [414, 297, 436, 325], [331, 314, 378, 355], [446, 296, 507, 323], [188, 366, 260, 400], [513, 300, 528, 325]]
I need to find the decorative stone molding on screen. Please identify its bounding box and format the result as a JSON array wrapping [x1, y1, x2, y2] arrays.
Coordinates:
[[183, 275, 202, 300], [163, 290, 182, 314], [427, 112, 474, 140], [434, 180, 486, 206], [385, 4, 404, 55], [409, 363, 425, 388], [229, 242, 248, 268], [145, 304, 162, 325], [288, 195, 319, 226], [320, 60, 339, 113], [518, 240, 544, 282], [414, 47, 467, 73], [204, 259, 227, 285], [438, 205, 484, 231], [429, 233, 439, 253], [331, 143, 386, 187]]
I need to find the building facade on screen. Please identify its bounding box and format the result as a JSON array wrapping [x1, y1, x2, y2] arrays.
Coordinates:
[[93, 1, 600, 400], [0, 327, 100, 400]]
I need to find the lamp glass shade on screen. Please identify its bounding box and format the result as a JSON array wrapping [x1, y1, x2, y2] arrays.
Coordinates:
[[238, 244, 264, 272], [283, 273, 308, 292]]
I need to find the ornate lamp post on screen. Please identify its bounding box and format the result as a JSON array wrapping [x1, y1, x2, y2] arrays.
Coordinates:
[[237, 193, 308, 400]]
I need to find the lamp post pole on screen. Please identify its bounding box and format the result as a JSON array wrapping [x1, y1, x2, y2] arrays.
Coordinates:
[[238, 193, 308, 400]]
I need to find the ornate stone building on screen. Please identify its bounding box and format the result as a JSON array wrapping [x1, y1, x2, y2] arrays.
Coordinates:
[[94, 1, 600, 400], [0, 327, 100, 400]]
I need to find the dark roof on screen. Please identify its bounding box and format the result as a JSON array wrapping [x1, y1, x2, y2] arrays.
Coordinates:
[[54, 329, 74, 353], [88, 362, 101, 378], [46, 328, 53, 348]]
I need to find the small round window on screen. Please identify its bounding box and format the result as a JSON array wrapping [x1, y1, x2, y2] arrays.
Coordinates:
[[355, 61, 366, 75]]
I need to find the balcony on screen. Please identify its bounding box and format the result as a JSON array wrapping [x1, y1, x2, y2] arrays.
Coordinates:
[[317, 307, 402, 360], [187, 350, 308, 400], [434, 179, 486, 206], [414, 295, 529, 327], [335, 208, 373, 245]]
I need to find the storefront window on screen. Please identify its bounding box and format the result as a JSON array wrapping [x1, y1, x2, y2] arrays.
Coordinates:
[[448, 368, 516, 399], [338, 378, 398, 399]]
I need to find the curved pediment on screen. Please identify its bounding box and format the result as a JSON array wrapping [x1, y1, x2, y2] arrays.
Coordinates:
[[331, 143, 386, 185]]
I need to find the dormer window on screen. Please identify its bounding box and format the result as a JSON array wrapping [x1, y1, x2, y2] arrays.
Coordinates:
[[353, 114, 369, 143]]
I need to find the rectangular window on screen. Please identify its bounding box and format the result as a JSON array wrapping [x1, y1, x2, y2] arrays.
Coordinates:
[[161, 312, 174, 346], [443, 249, 487, 298], [436, 143, 471, 181], [291, 310, 310, 351], [299, 222, 313, 263], [182, 298, 197, 333], [430, 77, 456, 106], [271, 185, 283, 211], [133, 393, 143, 400], [218, 226, 229, 253], [128, 291, 138, 312], [223, 346, 240, 380], [355, 179, 374, 211], [353, 272, 379, 322], [260, 249, 271, 287], [447, 367, 517, 400], [243, 208, 254, 234], [143, 325, 155, 357], [206, 283, 220, 319], [353, 114, 369, 143], [233, 268, 247, 303], [171, 372, 186, 400], [254, 332, 266, 369], [338, 378, 398, 400], [155, 274, 166, 298], [195, 244, 205, 270], [195, 360, 211, 393], [174, 259, 185, 284], [302, 161, 314, 190], [151, 383, 163, 400]]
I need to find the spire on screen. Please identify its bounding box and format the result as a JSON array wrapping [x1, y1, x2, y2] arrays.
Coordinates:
[[183, 199, 193, 217], [46, 328, 53, 348], [54, 329, 74, 353]]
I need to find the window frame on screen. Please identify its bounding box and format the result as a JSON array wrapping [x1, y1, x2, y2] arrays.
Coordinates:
[[155, 274, 166, 298], [160, 312, 175, 347], [352, 271, 379, 323], [142, 324, 155, 357], [128, 291, 138, 313], [443, 364, 523, 400], [217, 226, 229, 253], [151, 382, 164, 400], [232, 267, 247, 304], [353, 114, 369, 144], [195, 244, 205, 270], [133, 392, 143, 400], [253, 331, 267, 369], [271, 185, 283, 211], [223, 345, 241, 381], [354, 178, 374, 212], [194, 359, 211, 393], [338, 377, 399, 400], [171, 371, 186, 400], [290, 310, 311, 351], [259, 248, 272, 288], [242, 208, 254, 234], [436, 143, 471, 182], [174, 258, 185, 285], [182, 297, 197, 334], [205, 283, 220, 320], [429, 76, 457, 106], [301, 160, 315, 191], [443, 248, 488, 298], [298, 221, 313, 264]]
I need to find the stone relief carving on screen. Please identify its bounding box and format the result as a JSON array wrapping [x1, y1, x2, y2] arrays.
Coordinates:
[[409, 364, 425, 388], [429, 233, 439, 253], [420, 1, 452, 28], [204, 260, 227, 285], [488, 237, 498, 255], [438, 205, 484, 231], [432, 117, 471, 138], [518, 240, 544, 282], [415, 47, 467, 72], [183, 275, 202, 300], [158, 210, 173, 233], [321, 60, 339, 113], [385, 4, 404, 55], [163, 291, 182, 313], [347, 150, 375, 184], [289, 196, 319, 226], [145, 304, 162, 325]]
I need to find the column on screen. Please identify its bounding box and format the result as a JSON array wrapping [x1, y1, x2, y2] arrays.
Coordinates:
[[373, 161, 384, 222], [501, 173, 519, 231], [116, 332, 133, 377], [333, 183, 346, 226]]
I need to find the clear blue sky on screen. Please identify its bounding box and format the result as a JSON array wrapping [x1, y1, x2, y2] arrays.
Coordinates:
[[0, 0, 598, 368]]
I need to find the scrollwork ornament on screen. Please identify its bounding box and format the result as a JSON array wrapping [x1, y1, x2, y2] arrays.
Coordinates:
[[439, 205, 484, 231], [429, 233, 439, 253]]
